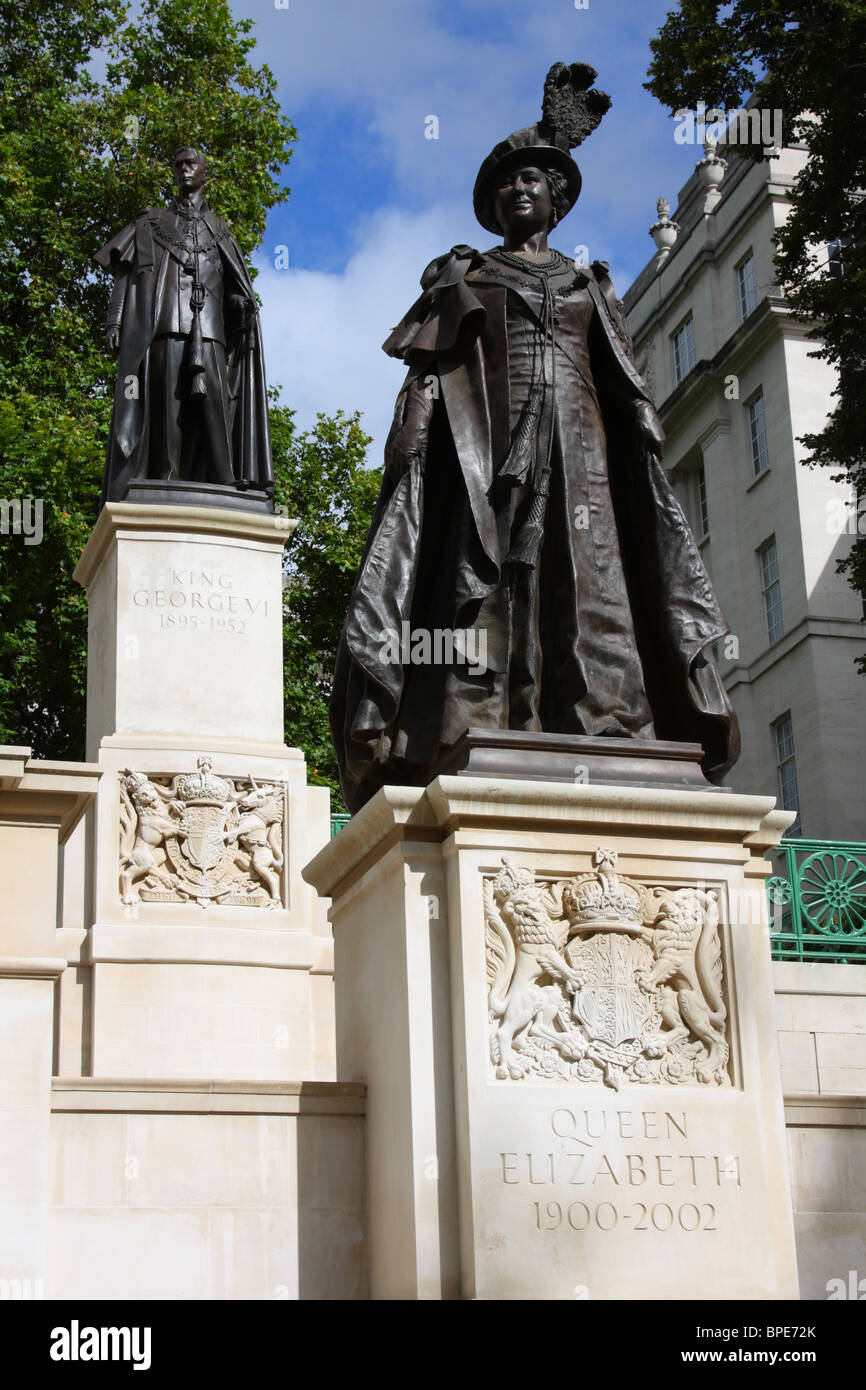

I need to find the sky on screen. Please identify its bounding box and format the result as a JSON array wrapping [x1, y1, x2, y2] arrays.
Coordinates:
[[227, 0, 708, 454]]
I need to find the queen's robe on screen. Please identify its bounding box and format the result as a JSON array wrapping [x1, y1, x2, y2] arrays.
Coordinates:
[[332, 245, 739, 812]]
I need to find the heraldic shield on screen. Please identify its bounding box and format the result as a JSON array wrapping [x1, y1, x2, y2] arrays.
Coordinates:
[[119, 756, 286, 909], [485, 847, 731, 1088], [568, 932, 658, 1048], [177, 803, 231, 873]]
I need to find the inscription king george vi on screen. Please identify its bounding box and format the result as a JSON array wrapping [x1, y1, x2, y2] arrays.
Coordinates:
[[131, 567, 268, 636], [485, 848, 730, 1088], [119, 756, 285, 909]]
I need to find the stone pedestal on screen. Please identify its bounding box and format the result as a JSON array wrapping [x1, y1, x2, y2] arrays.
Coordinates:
[[74, 502, 293, 759], [71, 505, 335, 1083], [0, 749, 98, 1294], [432, 728, 719, 791], [303, 776, 800, 1300]]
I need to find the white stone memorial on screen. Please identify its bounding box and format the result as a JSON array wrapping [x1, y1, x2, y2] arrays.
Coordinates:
[[304, 776, 800, 1300]]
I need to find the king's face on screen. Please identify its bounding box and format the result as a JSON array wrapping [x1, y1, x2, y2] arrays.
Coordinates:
[[173, 152, 206, 196]]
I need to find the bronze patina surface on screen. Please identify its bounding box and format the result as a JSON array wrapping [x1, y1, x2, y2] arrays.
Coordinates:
[[95, 147, 273, 510]]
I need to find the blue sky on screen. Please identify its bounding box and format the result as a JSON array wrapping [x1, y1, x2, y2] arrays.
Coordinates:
[[228, 0, 708, 452]]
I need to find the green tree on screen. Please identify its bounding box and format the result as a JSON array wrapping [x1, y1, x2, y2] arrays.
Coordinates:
[[0, 392, 102, 753], [271, 403, 379, 804], [0, 0, 378, 777], [646, 1, 866, 664], [1, 0, 378, 774], [0, 0, 296, 752]]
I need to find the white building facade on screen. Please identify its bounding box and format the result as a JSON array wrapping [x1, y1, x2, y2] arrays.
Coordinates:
[[623, 144, 866, 843]]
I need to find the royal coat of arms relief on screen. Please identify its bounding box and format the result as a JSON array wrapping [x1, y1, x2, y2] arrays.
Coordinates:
[[119, 755, 285, 909], [484, 848, 730, 1089]]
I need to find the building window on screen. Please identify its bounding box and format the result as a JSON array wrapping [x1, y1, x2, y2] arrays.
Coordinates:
[[773, 713, 801, 837], [826, 237, 846, 280], [758, 536, 783, 644], [746, 390, 769, 477], [696, 464, 709, 538], [672, 315, 695, 385], [736, 252, 757, 319]]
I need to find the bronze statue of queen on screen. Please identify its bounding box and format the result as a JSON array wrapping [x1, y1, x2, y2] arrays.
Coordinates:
[[332, 63, 739, 812]]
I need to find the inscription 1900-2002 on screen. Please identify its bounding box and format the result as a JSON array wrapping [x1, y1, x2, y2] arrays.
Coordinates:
[[500, 1107, 743, 1235]]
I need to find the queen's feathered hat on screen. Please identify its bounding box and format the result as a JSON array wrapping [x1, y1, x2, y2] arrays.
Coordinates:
[[473, 62, 611, 234]]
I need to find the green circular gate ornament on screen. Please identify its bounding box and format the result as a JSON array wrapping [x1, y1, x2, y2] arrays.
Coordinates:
[[798, 850, 866, 936], [766, 876, 792, 906]]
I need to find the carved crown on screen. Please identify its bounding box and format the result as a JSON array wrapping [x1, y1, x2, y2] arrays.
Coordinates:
[[494, 856, 536, 897], [565, 847, 645, 931], [174, 755, 232, 806]]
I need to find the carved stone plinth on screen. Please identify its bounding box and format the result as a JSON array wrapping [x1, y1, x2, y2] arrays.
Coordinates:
[[73, 502, 295, 759], [122, 479, 274, 515], [432, 728, 720, 791], [303, 776, 800, 1300], [72, 503, 335, 1083]]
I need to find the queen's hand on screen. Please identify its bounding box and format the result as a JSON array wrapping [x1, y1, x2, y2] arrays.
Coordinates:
[[386, 376, 436, 481], [632, 399, 665, 462], [229, 294, 255, 327]]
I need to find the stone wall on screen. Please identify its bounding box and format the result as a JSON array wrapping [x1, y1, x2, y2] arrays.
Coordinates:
[[46, 1080, 366, 1301], [39, 963, 866, 1302], [2, 747, 863, 1300], [775, 963, 866, 1301]]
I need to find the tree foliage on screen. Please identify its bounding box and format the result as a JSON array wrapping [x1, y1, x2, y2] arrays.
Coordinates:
[[0, 392, 102, 753], [646, 1, 866, 662], [271, 403, 379, 803], [0, 0, 378, 775]]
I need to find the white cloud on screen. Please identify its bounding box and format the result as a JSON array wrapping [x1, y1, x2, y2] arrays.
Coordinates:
[[236, 0, 683, 209], [243, 0, 699, 448], [256, 194, 659, 460], [256, 202, 466, 458]]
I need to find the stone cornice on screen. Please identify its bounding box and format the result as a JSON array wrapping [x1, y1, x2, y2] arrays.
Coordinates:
[[723, 614, 866, 691], [784, 1095, 866, 1128], [0, 955, 69, 978], [74, 501, 297, 590], [657, 298, 798, 427], [50, 1077, 366, 1116], [696, 414, 733, 450], [626, 155, 785, 327], [0, 751, 99, 842], [0, 746, 31, 788], [303, 776, 788, 900]]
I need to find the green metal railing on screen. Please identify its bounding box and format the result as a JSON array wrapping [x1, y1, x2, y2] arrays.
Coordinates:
[[330, 812, 350, 838], [767, 839, 866, 964]]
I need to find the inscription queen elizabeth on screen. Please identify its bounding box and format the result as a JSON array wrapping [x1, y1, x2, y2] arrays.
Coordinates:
[[485, 847, 730, 1088]]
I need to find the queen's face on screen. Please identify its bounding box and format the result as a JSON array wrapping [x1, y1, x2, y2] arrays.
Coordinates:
[[493, 165, 554, 236]]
